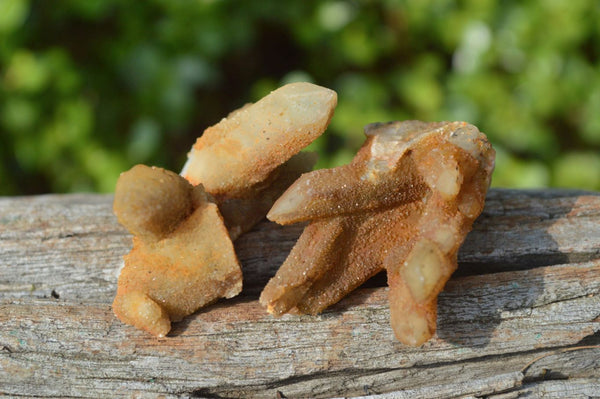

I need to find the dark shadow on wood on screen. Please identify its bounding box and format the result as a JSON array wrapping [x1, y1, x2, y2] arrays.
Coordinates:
[[437, 193, 579, 348], [167, 296, 258, 337], [236, 222, 304, 297], [458, 189, 597, 274]]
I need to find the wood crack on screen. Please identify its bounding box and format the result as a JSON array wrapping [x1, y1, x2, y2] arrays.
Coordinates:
[[184, 343, 600, 398]]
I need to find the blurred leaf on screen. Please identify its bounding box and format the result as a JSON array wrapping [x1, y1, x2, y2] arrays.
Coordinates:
[[553, 152, 600, 190], [581, 83, 600, 145], [317, 1, 355, 32], [491, 147, 550, 189], [0, 0, 28, 33], [2, 96, 38, 131], [4, 50, 49, 92], [127, 117, 162, 163]]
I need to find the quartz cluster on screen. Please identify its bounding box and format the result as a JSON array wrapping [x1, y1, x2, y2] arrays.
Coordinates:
[[112, 83, 337, 336], [112, 82, 495, 346], [261, 120, 495, 346]]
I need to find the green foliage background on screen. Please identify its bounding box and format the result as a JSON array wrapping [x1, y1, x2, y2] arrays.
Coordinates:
[[1, 0, 599, 195]]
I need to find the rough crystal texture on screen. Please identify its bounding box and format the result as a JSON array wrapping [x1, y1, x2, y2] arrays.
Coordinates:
[[262, 120, 495, 346], [181, 82, 336, 239], [113, 165, 242, 337], [216, 152, 317, 240]]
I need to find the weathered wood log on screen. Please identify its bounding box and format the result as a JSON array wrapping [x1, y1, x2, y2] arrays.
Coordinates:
[[0, 189, 599, 398]]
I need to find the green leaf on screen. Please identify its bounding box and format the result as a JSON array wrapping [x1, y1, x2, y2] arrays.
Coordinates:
[[0, 0, 28, 33]]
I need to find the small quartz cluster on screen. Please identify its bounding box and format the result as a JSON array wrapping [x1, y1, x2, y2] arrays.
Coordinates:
[[261, 120, 495, 346], [112, 165, 242, 337], [112, 83, 337, 336]]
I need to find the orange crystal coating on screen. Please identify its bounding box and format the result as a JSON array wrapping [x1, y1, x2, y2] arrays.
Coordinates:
[[262, 120, 495, 346], [113, 165, 242, 337]]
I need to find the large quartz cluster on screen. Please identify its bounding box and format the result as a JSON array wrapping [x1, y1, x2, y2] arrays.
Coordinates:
[[261, 120, 495, 346]]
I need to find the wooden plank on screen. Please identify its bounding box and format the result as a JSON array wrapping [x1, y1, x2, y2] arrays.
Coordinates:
[[0, 262, 598, 397], [488, 379, 600, 399], [1, 189, 599, 301], [0, 189, 599, 398], [460, 188, 600, 270]]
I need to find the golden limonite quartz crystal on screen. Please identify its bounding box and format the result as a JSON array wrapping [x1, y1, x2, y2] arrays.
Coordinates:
[[112, 83, 337, 336], [182, 82, 337, 239], [262, 120, 495, 346], [112, 165, 242, 337], [112, 82, 495, 345]]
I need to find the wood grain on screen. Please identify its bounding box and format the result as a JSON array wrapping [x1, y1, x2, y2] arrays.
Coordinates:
[[0, 189, 599, 398]]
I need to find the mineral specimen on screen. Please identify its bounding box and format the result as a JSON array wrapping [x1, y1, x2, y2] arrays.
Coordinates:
[[261, 120, 495, 346], [112, 165, 242, 337], [112, 82, 337, 337]]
